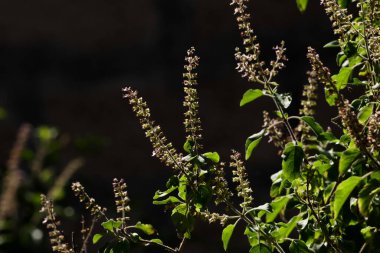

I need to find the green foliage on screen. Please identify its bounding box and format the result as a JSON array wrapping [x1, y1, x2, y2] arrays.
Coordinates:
[[222, 223, 236, 251], [0, 124, 84, 253], [245, 129, 265, 160], [240, 89, 264, 107], [296, 0, 308, 13], [41, 0, 380, 252]]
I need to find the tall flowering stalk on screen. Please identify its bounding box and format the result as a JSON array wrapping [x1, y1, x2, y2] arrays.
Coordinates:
[[40, 195, 74, 253], [122, 87, 186, 172], [230, 151, 253, 211], [0, 124, 31, 220], [183, 47, 202, 153], [321, 0, 353, 40]]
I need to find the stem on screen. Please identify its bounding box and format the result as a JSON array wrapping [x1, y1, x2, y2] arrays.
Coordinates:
[[176, 237, 186, 253], [139, 238, 178, 253], [359, 242, 367, 253], [79, 218, 97, 253]]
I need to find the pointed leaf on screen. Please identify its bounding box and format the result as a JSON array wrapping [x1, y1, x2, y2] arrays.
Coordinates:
[[333, 176, 362, 218], [135, 222, 155, 235], [153, 186, 177, 200], [240, 89, 264, 107], [153, 196, 181, 205], [358, 180, 380, 217], [282, 143, 304, 181], [296, 0, 308, 12], [332, 66, 353, 90], [92, 234, 103, 244], [300, 116, 324, 136], [149, 239, 163, 245], [222, 223, 236, 251], [202, 152, 220, 163], [357, 104, 373, 125], [101, 220, 123, 233], [339, 148, 361, 175], [324, 40, 340, 48], [266, 195, 291, 222], [245, 129, 265, 160], [323, 182, 336, 203]]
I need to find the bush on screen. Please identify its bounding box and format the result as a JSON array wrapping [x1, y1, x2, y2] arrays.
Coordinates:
[[41, 0, 380, 252]]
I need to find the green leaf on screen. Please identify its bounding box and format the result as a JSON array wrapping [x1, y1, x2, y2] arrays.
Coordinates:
[[371, 171, 380, 181], [135, 222, 155, 235], [361, 226, 377, 240], [276, 93, 292, 109], [358, 180, 380, 217], [282, 143, 304, 181], [153, 196, 181, 205], [92, 234, 103, 244], [249, 243, 272, 253], [153, 186, 177, 200], [323, 182, 336, 203], [333, 176, 362, 218], [183, 140, 192, 153], [332, 66, 353, 90], [300, 116, 324, 136], [339, 148, 361, 175], [240, 89, 264, 107], [357, 104, 373, 125], [178, 175, 187, 201], [202, 152, 220, 163], [222, 223, 236, 251], [272, 215, 301, 241], [149, 239, 163, 245], [266, 195, 291, 222], [171, 204, 194, 239], [338, 0, 350, 8], [324, 40, 340, 48], [324, 86, 338, 106], [244, 226, 259, 247], [289, 240, 314, 253], [296, 0, 308, 12], [101, 219, 123, 233], [245, 129, 265, 160]]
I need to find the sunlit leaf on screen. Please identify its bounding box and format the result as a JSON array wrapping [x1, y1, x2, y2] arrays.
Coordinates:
[[222, 223, 236, 251], [333, 176, 362, 218], [240, 89, 264, 107], [245, 129, 265, 160]]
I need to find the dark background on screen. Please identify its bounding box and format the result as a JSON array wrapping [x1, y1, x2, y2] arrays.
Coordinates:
[[0, 0, 339, 252]]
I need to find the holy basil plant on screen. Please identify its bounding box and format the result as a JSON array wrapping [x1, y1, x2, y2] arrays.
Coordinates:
[[40, 0, 380, 252]]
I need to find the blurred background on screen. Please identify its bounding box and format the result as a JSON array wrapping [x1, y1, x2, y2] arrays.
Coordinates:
[[0, 0, 340, 252]]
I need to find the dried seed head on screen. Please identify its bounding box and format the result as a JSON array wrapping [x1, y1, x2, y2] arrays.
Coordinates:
[[338, 100, 367, 150]]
